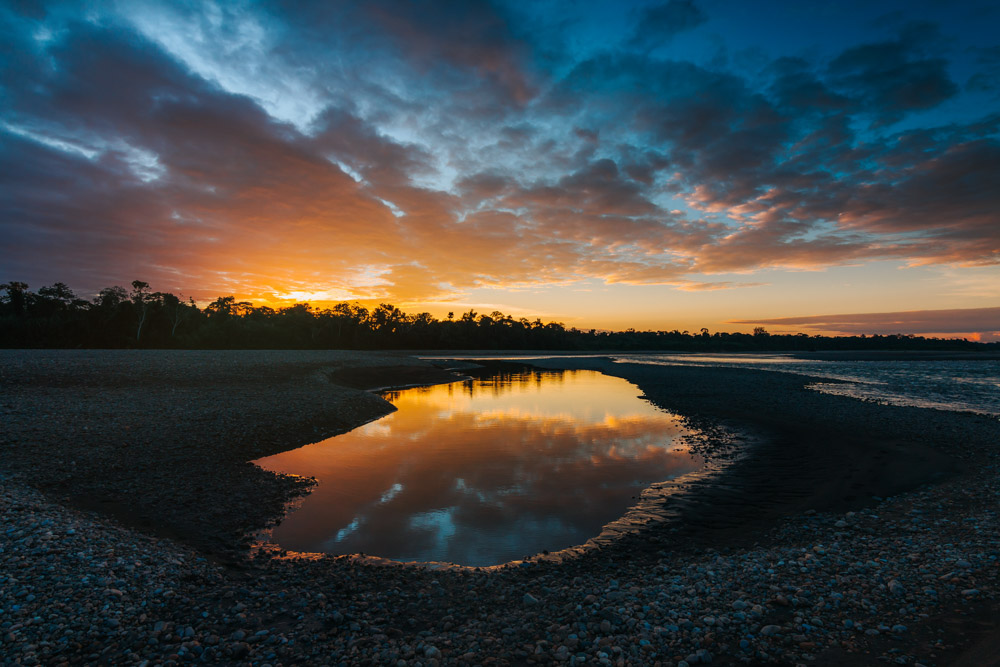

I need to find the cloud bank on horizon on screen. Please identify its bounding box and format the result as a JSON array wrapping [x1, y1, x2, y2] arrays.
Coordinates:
[[731, 306, 1000, 341], [1, 0, 998, 336]]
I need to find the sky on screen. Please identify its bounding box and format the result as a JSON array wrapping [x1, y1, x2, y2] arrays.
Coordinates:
[[1, 0, 999, 339]]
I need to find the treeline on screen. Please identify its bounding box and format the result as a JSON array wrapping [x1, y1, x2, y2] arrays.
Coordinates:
[[0, 280, 994, 351]]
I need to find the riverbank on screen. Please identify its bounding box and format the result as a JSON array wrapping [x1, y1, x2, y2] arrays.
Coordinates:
[[1, 350, 998, 665], [0, 350, 462, 558], [527, 356, 966, 545]]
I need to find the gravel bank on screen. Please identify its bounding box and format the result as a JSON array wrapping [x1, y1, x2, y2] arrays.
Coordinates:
[[527, 357, 973, 543], [2, 350, 998, 665], [0, 350, 460, 557]]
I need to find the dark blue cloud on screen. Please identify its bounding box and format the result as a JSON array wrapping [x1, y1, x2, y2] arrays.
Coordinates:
[[827, 23, 958, 126], [629, 0, 707, 50], [967, 45, 1000, 95], [767, 58, 851, 113]]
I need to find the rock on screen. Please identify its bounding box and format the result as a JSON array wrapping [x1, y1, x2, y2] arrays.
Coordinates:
[[888, 580, 906, 596], [523, 593, 539, 605], [760, 625, 781, 636]]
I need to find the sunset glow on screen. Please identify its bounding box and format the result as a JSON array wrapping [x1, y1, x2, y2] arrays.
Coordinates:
[[2, 1, 999, 339]]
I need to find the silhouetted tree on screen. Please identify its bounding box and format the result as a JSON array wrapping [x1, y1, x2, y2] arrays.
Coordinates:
[[1, 279, 995, 352], [205, 296, 237, 319], [0, 281, 30, 316], [131, 280, 154, 342], [159, 293, 196, 339]]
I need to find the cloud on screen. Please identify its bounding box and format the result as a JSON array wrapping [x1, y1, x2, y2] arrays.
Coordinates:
[[837, 139, 1000, 241], [966, 45, 1000, 95], [675, 281, 766, 291], [512, 158, 659, 217], [730, 307, 1000, 340], [360, 0, 537, 105], [629, 1, 707, 50], [0, 21, 416, 297], [826, 22, 958, 126], [767, 57, 851, 113], [1, 2, 998, 316]]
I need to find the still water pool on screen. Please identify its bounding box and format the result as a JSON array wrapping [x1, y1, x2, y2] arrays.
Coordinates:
[[253, 367, 702, 566]]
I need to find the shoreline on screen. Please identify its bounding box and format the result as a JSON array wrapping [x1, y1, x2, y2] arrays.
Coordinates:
[[2, 349, 998, 665], [528, 356, 965, 535], [0, 349, 464, 558]]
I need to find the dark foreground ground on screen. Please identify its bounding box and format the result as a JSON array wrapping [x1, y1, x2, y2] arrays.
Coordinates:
[[1, 350, 998, 666]]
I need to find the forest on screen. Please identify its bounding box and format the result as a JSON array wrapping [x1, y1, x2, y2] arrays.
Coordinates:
[[0, 280, 994, 352]]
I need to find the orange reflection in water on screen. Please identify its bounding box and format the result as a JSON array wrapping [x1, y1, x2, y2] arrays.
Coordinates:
[[254, 369, 703, 566]]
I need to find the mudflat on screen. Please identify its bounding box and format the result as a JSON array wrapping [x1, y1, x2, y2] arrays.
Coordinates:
[[1, 349, 998, 665]]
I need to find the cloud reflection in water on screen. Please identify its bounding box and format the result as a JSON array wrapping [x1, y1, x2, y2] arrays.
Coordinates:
[[254, 369, 702, 566]]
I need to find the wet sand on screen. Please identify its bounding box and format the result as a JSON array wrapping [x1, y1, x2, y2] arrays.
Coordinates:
[[2, 350, 998, 665]]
